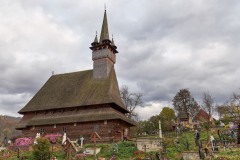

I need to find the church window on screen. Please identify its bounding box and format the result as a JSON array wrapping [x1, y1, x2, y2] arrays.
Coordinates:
[[40, 128, 45, 134], [63, 127, 67, 133]]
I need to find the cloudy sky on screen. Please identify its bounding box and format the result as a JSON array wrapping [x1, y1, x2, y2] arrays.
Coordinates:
[[0, 0, 240, 120]]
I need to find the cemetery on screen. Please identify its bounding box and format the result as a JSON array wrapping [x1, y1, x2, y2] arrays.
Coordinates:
[[0, 119, 240, 159]]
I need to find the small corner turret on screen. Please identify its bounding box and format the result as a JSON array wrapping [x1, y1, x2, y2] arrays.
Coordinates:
[[90, 9, 118, 79]]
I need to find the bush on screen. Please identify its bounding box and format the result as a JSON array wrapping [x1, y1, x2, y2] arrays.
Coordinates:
[[117, 141, 138, 159], [32, 137, 51, 160], [44, 133, 62, 144], [15, 137, 33, 146]]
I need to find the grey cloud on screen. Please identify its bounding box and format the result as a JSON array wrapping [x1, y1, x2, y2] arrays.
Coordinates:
[[1, 0, 240, 120]]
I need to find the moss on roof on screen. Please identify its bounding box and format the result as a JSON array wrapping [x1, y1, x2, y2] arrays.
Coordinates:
[[19, 68, 127, 113], [17, 108, 136, 129]]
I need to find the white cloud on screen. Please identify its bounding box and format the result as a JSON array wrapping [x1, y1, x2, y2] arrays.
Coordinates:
[[135, 101, 171, 121]]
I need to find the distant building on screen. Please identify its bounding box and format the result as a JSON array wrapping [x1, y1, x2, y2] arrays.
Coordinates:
[[176, 111, 193, 129], [193, 109, 211, 122], [192, 109, 215, 128], [16, 10, 136, 142]]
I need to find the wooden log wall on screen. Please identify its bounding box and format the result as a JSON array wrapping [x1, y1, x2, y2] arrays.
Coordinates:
[[22, 119, 130, 143]]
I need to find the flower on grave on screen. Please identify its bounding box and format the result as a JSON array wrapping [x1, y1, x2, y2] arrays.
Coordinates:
[[44, 133, 62, 144], [15, 137, 33, 146]]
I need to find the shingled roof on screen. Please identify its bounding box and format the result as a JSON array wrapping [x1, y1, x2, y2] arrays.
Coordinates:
[[18, 67, 128, 113], [193, 109, 211, 122], [16, 108, 136, 129]]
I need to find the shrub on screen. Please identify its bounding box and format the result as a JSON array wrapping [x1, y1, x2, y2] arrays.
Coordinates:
[[15, 137, 33, 146], [33, 137, 51, 160], [44, 133, 62, 144], [117, 141, 138, 159]]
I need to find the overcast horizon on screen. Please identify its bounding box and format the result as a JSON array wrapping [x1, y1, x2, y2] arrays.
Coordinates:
[[0, 0, 240, 120]]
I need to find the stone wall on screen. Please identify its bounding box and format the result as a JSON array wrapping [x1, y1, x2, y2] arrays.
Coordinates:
[[136, 137, 162, 152], [182, 152, 200, 160]]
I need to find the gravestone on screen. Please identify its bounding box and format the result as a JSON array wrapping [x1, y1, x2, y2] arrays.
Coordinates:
[[194, 130, 200, 146], [136, 138, 162, 152], [80, 137, 84, 147]]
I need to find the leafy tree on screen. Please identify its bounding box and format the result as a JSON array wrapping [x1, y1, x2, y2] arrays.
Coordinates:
[[137, 121, 150, 134], [159, 107, 176, 131], [172, 89, 200, 116], [120, 85, 143, 120], [33, 137, 50, 160], [216, 90, 240, 121], [137, 119, 158, 135], [149, 115, 161, 134], [159, 107, 176, 121]]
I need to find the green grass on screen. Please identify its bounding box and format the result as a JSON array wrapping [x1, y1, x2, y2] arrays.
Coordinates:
[[3, 128, 239, 160]]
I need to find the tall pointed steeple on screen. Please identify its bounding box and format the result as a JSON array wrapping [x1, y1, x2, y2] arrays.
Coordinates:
[[90, 9, 118, 79], [99, 10, 110, 43]]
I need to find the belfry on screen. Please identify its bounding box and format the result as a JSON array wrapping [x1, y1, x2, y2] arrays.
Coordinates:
[[90, 10, 118, 79]]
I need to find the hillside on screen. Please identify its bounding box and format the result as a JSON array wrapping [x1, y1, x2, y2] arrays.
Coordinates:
[[0, 115, 22, 142]]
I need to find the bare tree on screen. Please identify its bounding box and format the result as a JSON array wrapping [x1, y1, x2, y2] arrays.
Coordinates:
[[231, 91, 240, 120], [202, 92, 214, 119], [120, 85, 143, 120], [202, 92, 214, 137]]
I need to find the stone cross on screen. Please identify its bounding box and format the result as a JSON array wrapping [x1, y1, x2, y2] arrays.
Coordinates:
[[142, 145, 149, 159], [159, 120, 162, 139], [62, 133, 67, 145], [80, 137, 84, 147]]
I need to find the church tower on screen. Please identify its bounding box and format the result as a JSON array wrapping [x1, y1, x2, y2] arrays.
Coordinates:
[[90, 10, 118, 79]]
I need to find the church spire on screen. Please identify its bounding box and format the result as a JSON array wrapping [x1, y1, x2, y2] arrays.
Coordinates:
[[99, 10, 110, 43], [111, 34, 117, 49], [91, 31, 99, 46], [94, 31, 98, 43], [90, 9, 118, 79]]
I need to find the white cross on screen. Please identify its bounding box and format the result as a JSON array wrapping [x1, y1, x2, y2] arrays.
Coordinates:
[[80, 137, 84, 147]]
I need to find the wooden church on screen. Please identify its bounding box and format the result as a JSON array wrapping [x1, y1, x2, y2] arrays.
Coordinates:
[[16, 10, 136, 142]]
